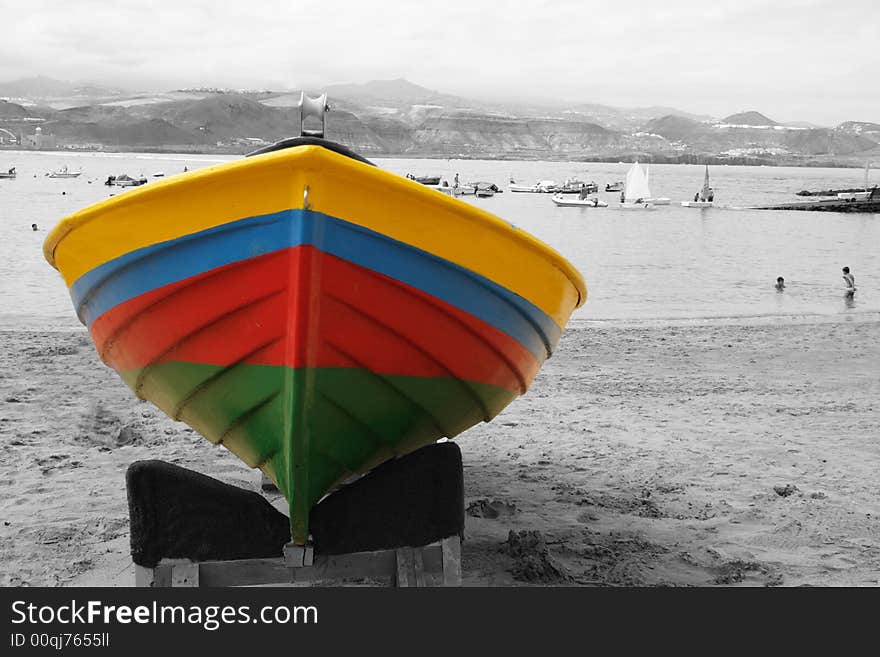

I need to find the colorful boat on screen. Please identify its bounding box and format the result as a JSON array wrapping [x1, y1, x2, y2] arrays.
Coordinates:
[[44, 96, 586, 546]]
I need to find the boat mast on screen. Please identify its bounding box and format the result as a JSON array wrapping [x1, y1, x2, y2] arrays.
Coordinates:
[[702, 165, 710, 201]]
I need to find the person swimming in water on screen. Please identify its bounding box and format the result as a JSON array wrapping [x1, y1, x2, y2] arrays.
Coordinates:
[[775, 276, 785, 291]]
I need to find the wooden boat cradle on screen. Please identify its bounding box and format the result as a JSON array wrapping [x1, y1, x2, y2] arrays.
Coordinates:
[[135, 536, 461, 587], [128, 441, 467, 588]]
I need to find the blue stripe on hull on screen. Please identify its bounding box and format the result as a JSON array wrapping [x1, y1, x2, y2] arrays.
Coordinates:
[[70, 210, 561, 359]]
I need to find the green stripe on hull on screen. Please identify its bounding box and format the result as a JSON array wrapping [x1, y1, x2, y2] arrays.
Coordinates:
[[120, 362, 515, 542]]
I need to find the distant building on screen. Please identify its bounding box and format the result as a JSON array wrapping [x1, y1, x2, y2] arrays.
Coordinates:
[[23, 126, 56, 150]]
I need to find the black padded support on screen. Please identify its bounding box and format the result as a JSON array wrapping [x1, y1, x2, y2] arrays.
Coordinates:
[[310, 442, 464, 555], [126, 460, 290, 568], [246, 136, 375, 166], [126, 442, 465, 566]]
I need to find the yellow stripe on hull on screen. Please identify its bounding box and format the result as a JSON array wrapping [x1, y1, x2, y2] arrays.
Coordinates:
[[44, 146, 586, 327]]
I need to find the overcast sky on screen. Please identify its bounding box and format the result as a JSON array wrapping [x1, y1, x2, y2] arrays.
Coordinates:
[[1, 0, 877, 125]]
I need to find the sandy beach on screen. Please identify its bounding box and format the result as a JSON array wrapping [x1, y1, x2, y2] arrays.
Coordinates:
[[1, 317, 878, 587]]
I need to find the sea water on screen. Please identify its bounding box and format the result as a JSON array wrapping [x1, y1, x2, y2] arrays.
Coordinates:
[[0, 149, 877, 330]]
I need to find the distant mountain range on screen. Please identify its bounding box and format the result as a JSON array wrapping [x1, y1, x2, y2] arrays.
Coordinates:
[[0, 76, 877, 165]]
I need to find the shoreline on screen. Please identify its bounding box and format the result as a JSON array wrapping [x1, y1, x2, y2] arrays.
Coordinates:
[[0, 146, 874, 169], [1, 316, 879, 586], [4, 308, 879, 334]]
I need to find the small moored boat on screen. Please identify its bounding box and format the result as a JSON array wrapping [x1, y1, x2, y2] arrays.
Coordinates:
[[557, 178, 598, 195], [0, 166, 15, 179], [509, 178, 558, 193], [453, 184, 475, 196], [551, 193, 608, 207], [105, 174, 148, 187], [48, 165, 82, 178], [605, 181, 624, 192], [405, 174, 441, 186], [44, 93, 586, 546], [473, 182, 501, 198]]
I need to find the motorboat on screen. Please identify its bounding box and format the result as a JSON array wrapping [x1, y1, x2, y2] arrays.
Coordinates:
[[43, 93, 586, 546], [557, 178, 598, 195], [605, 181, 624, 192], [48, 165, 82, 178], [551, 194, 608, 207], [0, 166, 15, 179], [105, 174, 148, 187], [433, 182, 475, 197], [509, 178, 558, 193], [473, 181, 501, 198], [405, 174, 441, 186]]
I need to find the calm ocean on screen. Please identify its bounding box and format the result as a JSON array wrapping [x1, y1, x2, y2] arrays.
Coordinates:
[[0, 149, 877, 330]]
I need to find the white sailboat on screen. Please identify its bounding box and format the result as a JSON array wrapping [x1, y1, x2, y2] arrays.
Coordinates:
[[837, 161, 875, 201], [618, 161, 655, 209], [682, 165, 715, 207], [644, 164, 671, 204]]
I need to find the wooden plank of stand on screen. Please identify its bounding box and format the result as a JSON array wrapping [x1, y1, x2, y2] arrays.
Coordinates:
[[395, 548, 414, 587], [136, 537, 461, 587], [199, 558, 293, 587], [412, 548, 426, 587], [441, 536, 462, 586], [134, 564, 155, 587], [394, 547, 427, 587], [172, 561, 199, 587]]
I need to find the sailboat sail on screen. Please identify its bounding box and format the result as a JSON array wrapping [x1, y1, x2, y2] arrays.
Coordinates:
[[700, 165, 711, 201], [624, 162, 651, 201], [865, 161, 870, 191]]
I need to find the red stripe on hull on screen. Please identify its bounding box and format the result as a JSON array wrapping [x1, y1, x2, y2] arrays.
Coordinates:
[[91, 246, 541, 393]]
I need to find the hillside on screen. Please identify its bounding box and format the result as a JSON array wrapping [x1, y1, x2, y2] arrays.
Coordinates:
[[0, 100, 40, 119], [837, 121, 880, 143], [1, 78, 877, 163], [721, 111, 777, 126], [640, 115, 704, 141]]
